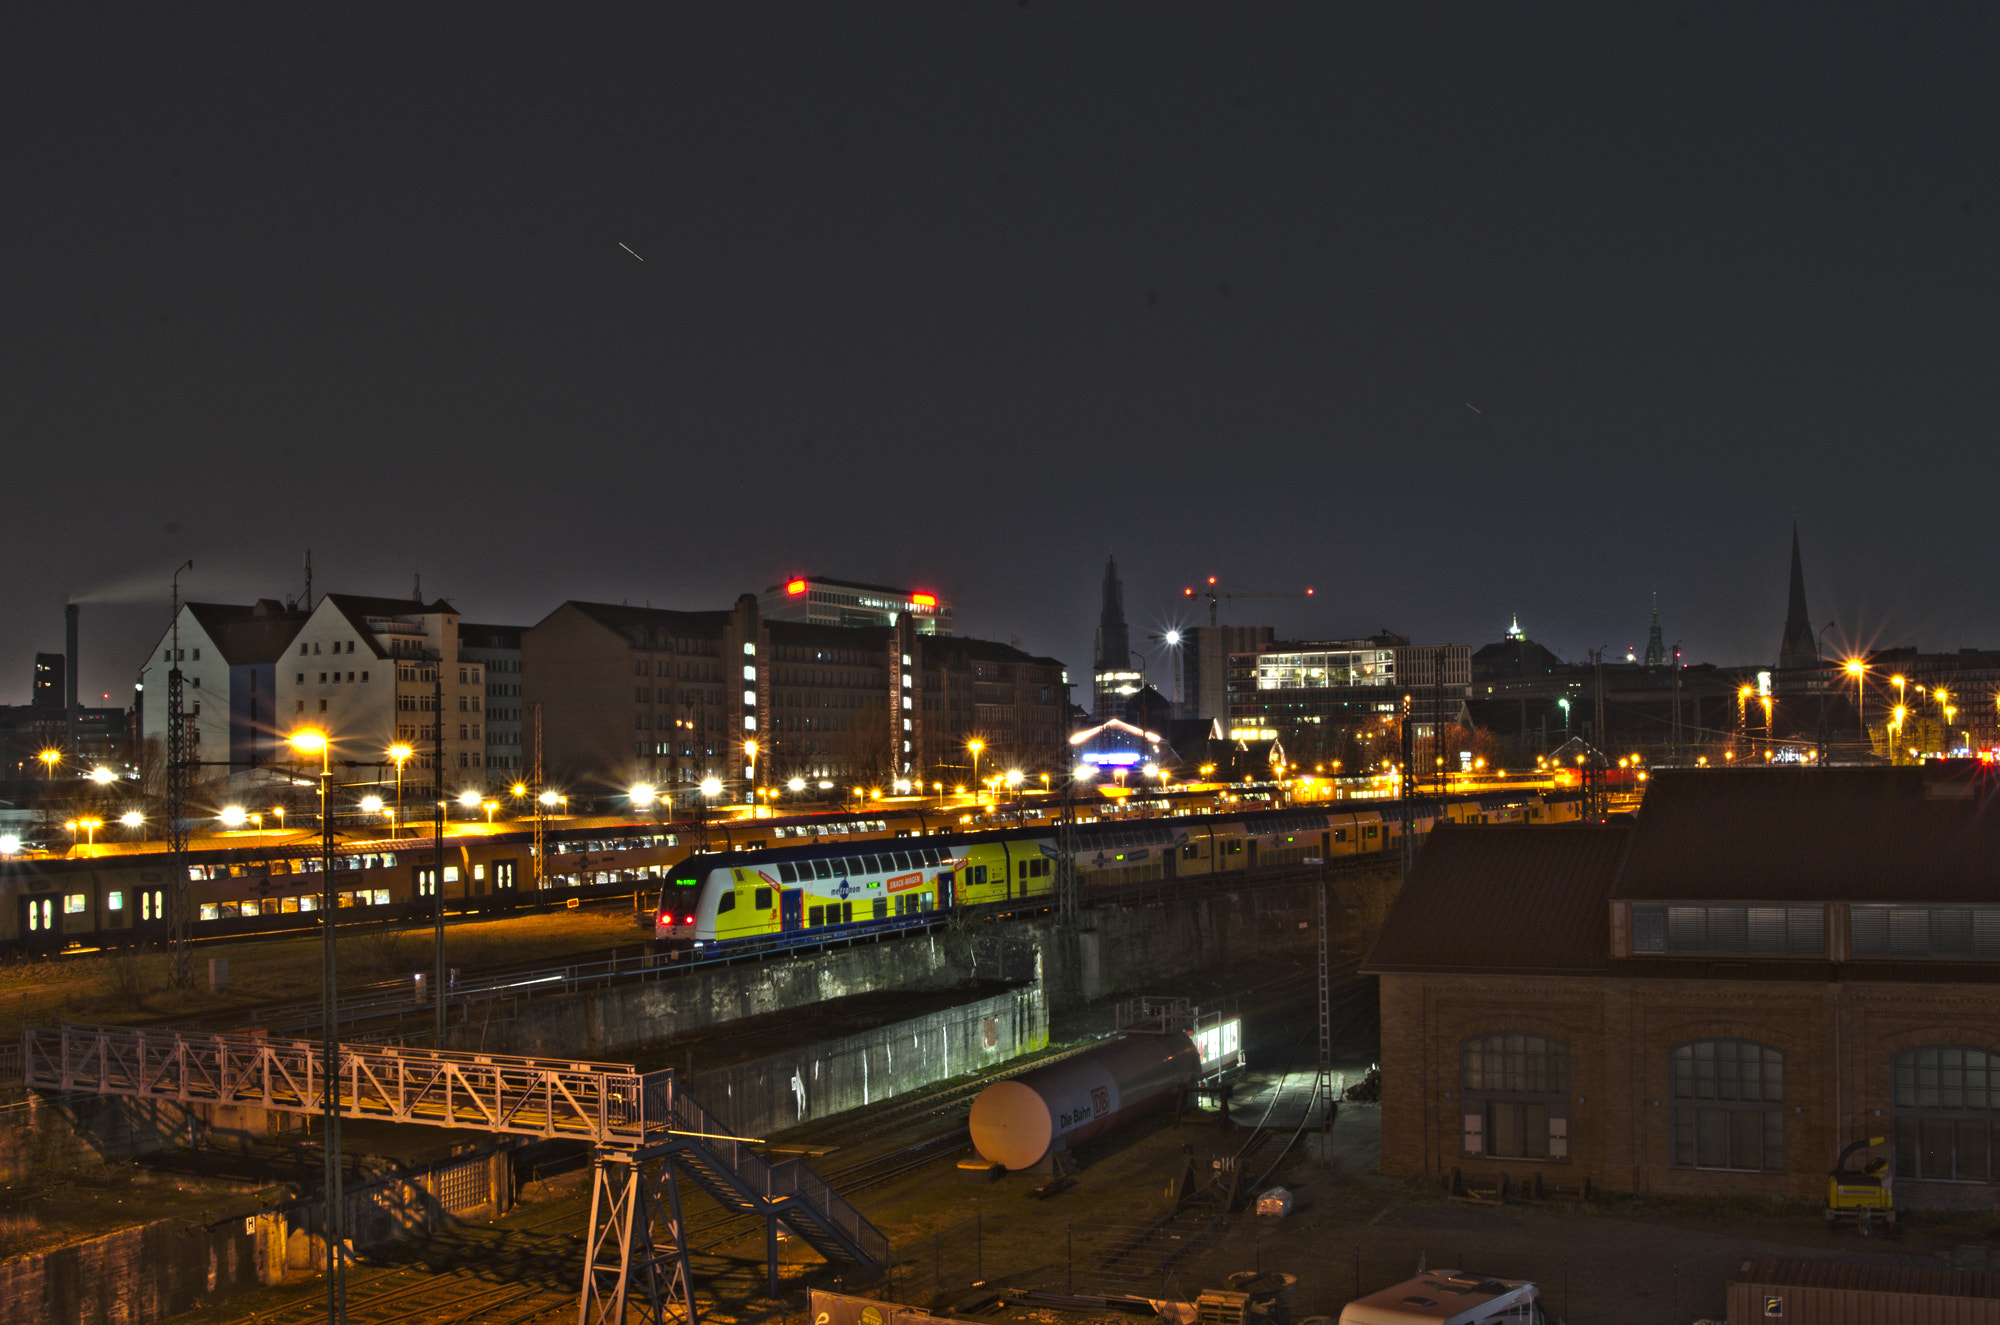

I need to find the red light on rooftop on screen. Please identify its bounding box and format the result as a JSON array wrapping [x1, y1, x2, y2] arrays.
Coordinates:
[[785, 579, 807, 596], [1306, 587, 1315, 595], [911, 592, 937, 607], [1183, 587, 1194, 597]]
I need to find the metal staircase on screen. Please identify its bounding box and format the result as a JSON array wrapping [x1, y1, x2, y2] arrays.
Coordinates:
[[19, 1025, 887, 1325]]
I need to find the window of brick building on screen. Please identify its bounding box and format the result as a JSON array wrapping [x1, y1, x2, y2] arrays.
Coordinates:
[[1670, 1039, 1784, 1171], [1459, 1033, 1568, 1160], [1894, 1045, 2000, 1182]]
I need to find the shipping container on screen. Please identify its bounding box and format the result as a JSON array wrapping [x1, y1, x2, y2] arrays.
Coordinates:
[[1728, 1258, 2000, 1324]]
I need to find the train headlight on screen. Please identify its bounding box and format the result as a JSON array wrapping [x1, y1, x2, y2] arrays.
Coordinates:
[[0, 834, 18, 854]]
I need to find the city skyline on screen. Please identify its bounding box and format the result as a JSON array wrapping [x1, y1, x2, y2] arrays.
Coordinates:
[[10, 9, 2000, 704]]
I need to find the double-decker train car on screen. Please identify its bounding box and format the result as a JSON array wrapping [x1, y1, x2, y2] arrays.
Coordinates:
[[0, 783, 1591, 958], [650, 790, 1593, 949]]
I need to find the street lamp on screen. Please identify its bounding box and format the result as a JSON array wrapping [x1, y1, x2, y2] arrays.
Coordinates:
[[219, 805, 248, 828], [967, 739, 985, 801], [288, 725, 344, 1323], [388, 744, 414, 838], [630, 782, 657, 809], [90, 766, 116, 786], [1844, 659, 1867, 738], [37, 749, 59, 780], [457, 788, 481, 818], [743, 740, 758, 798]]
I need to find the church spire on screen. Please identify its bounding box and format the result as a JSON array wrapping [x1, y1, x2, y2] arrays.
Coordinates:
[[1778, 523, 1819, 669], [1644, 593, 1666, 668]]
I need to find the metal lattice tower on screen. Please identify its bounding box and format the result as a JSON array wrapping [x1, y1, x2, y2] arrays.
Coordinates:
[[1398, 694, 1417, 885], [1056, 771, 1079, 925], [166, 560, 194, 990], [581, 1153, 698, 1325], [531, 703, 545, 889], [1312, 864, 1336, 1149]]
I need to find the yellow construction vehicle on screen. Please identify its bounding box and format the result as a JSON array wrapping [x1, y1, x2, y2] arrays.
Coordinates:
[[1824, 1135, 1894, 1234]]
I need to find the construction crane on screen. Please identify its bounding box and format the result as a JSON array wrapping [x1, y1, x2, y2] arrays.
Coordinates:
[[1183, 576, 1316, 628]]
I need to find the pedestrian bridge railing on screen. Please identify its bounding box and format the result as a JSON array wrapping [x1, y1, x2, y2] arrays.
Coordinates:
[[21, 1024, 668, 1147]]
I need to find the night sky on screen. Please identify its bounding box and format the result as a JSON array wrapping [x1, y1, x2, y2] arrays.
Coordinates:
[[8, 6, 1999, 706]]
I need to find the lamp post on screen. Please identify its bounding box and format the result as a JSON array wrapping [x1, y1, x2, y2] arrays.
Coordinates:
[[967, 739, 985, 811], [1844, 659, 1867, 747], [288, 727, 343, 1325], [37, 749, 59, 780], [388, 745, 413, 838]]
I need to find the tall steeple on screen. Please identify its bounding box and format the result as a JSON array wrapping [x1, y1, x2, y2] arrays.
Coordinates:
[[1644, 593, 1666, 668], [1778, 523, 1819, 669], [1095, 554, 1130, 672]]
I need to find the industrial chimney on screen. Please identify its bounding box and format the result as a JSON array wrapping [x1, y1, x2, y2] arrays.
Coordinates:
[[65, 603, 79, 754]]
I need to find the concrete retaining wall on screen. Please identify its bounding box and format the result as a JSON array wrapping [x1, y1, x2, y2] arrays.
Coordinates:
[[470, 877, 1346, 1060], [0, 1211, 278, 1325], [690, 984, 1046, 1139]]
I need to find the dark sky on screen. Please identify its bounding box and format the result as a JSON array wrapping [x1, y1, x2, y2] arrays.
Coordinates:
[[8, 5, 2000, 706]]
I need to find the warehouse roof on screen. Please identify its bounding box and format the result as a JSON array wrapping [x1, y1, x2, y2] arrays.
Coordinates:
[[1365, 826, 1630, 976], [1616, 766, 2000, 904]]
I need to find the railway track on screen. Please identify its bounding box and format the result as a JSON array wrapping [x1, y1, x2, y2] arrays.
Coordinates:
[[196, 968, 1366, 1325]]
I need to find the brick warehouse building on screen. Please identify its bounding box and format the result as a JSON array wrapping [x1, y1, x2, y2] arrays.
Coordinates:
[[1365, 765, 2000, 1209]]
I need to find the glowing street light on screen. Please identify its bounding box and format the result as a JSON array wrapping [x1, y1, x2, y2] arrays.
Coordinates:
[[630, 782, 658, 808], [388, 743, 415, 838], [289, 723, 345, 1301], [457, 789, 481, 812], [967, 738, 985, 798], [0, 834, 20, 855], [219, 805, 248, 828], [699, 776, 722, 798], [360, 795, 385, 815], [1845, 658, 1867, 735], [119, 811, 143, 830], [37, 749, 60, 779], [89, 766, 116, 785], [787, 777, 806, 793], [539, 789, 561, 807]]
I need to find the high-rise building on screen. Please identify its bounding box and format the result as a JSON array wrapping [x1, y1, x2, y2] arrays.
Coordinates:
[[31, 654, 63, 709], [1226, 635, 1472, 769], [460, 623, 526, 784], [1183, 624, 1274, 722], [1092, 555, 1139, 717], [1778, 525, 1820, 670], [758, 576, 952, 634], [523, 595, 1064, 797]]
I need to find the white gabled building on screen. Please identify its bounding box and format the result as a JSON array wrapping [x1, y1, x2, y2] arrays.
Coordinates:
[[138, 600, 311, 783], [275, 594, 487, 802]]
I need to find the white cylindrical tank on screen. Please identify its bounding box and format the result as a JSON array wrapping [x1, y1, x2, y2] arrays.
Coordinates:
[[969, 1034, 1202, 1170]]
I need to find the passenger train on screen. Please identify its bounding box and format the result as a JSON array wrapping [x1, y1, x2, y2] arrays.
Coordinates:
[[646, 789, 1585, 947], [0, 785, 1583, 957]]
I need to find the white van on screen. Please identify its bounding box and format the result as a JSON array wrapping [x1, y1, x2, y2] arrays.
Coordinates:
[[1338, 1271, 1545, 1325]]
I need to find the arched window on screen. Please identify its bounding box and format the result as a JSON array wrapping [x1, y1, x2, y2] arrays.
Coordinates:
[[1893, 1046, 2000, 1182], [1459, 1033, 1569, 1160], [1670, 1040, 1784, 1172]]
